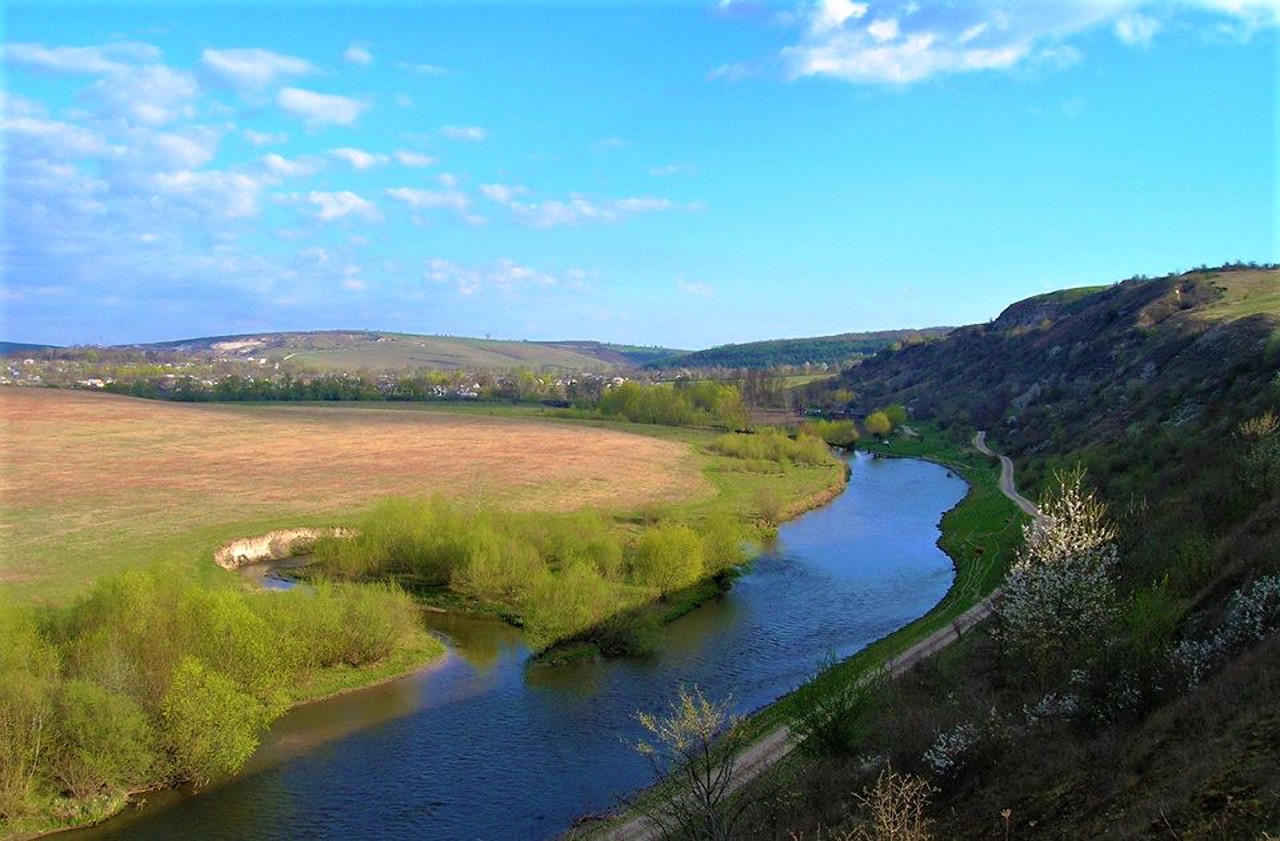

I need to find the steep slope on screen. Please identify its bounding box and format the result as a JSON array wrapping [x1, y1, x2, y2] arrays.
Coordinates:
[[781, 265, 1280, 837]]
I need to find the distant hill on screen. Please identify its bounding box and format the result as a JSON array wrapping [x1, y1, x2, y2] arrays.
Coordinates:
[[649, 328, 952, 370], [128, 331, 684, 372], [0, 340, 59, 354]]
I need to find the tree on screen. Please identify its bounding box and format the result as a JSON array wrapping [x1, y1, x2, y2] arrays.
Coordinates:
[[996, 467, 1119, 681], [631, 525, 705, 595], [865, 411, 892, 438], [632, 685, 754, 841], [160, 657, 271, 786]]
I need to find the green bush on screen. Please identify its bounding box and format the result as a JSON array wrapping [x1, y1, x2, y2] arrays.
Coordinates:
[[51, 680, 156, 798], [160, 657, 269, 785], [631, 525, 705, 595]]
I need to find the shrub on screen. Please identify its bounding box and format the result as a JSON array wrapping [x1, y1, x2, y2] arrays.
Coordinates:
[[160, 657, 269, 786], [630, 524, 705, 595], [790, 657, 886, 757], [50, 680, 155, 798]]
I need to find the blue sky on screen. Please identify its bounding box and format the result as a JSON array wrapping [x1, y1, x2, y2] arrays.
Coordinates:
[[3, 1, 1276, 348]]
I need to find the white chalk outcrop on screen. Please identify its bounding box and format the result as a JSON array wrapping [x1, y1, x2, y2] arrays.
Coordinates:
[[213, 527, 352, 570]]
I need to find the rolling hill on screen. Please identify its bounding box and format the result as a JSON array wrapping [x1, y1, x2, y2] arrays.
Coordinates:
[[125, 331, 683, 372]]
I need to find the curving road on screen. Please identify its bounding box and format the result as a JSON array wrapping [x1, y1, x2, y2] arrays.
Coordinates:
[[592, 434, 1038, 841]]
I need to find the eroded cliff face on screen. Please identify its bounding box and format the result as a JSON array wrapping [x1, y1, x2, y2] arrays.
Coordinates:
[[213, 527, 352, 569]]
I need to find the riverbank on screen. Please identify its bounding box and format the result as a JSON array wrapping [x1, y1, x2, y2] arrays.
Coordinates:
[[580, 427, 1024, 839]]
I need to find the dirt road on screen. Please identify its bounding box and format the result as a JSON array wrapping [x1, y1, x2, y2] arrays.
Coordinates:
[[591, 433, 1038, 841]]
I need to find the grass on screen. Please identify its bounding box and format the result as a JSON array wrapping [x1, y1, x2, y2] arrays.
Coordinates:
[[283, 625, 447, 705], [0, 389, 713, 604], [1, 389, 845, 607], [1191, 269, 1280, 323], [257, 332, 645, 372]]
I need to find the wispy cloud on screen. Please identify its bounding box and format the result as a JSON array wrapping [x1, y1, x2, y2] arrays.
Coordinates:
[[344, 42, 373, 66], [676, 278, 714, 298], [329, 147, 389, 170], [2, 41, 160, 74], [482, 187, 698, 228], [440, 124, 487, 141], [243, 128, 287, 146], [201, 47, 314, 89], [277, 87, 369, 127], [425, 258, 560, 296], [394, 150, 436, 167], [399, 61, 451, 75], [262, 152, 321, 178], [293, 190, 381, 222], [741, 1, 1280, 85]]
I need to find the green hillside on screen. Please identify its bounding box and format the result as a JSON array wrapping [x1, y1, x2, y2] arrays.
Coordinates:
[[765, 264, 1280, 838]]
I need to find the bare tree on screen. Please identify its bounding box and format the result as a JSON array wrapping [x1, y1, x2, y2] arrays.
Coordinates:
[[632, 684, 753, 841], [850, 764, 937, 841]]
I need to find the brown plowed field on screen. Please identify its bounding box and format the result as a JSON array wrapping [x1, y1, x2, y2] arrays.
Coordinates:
[[0, 388, 710, 602]]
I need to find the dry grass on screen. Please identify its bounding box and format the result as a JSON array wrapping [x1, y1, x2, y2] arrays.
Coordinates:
[[0, 389, 711, 603], [1192, 270, 1280, 322]]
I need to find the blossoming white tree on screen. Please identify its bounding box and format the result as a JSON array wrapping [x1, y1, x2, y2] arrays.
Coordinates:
[[997, 466, 1119, 681]]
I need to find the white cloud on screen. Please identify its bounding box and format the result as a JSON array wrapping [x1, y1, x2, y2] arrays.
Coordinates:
[[425, 257, 559, 296], [150, 170, 263, 218], [262, 152, 320, 178], [399, 61, 451, 75], [201, 48, 314, 89], [2, 116, 106, 158], [300, 190, 381, 221], [480, 183, 528, 203], [277, 87, 369, 127], [766, 1, 1280, 85], [676, 278, 714, 298], [504, 193, 696, 228], [440, 125, 487, 141], [394, 149, 436, 167], [1115, 13, 1162, 45], [244, 129, 288, 146], [329, 147, 389, 170], [386, 185, 470, 214], [138, 127, 221, 169], [812, 0, 869, 33], [83, 63, 199, 125], [2, 41, 161, 75], [344, 43, 373, 66]]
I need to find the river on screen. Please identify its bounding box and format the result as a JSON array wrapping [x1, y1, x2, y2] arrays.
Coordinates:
[[76, 452, 965, 840]]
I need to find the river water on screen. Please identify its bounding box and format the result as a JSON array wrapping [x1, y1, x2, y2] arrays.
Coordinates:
[[78, 452, 965, 840]]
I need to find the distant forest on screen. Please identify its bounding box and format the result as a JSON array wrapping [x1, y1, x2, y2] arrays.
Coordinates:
[[650, 328, 951, 371]]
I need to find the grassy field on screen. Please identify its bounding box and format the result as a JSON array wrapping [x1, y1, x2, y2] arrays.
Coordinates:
[[0, 389, 717, 603], [1191, 268, 1280, 322]]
